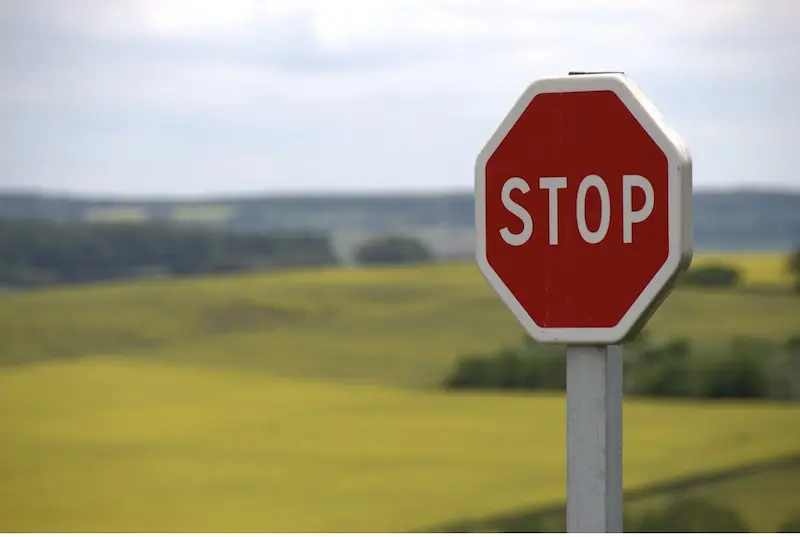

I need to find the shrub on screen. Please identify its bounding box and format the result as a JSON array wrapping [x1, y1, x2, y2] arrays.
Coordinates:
[[495, 348, 524, 390], [629, 354, 693, 397], [787, 334, 800, 351], [442, 355, 495, 390], [774, 335, 800, 400], [517, 343, 566, 391], [443, 346, 567, 392], [681, 264, 741, 288], [443, 334, 793, 401], [629, 496, 750, 533], [623, 339, 693, 397], [695, 339, 773, 399], [353, 235, 433, 265]]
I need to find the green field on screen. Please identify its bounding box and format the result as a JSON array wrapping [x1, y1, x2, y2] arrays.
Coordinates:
[[625, 460, 800, 532], [0, 252, 798, 531], [444, 457, 800, 533], [1, 253, 797, 388]]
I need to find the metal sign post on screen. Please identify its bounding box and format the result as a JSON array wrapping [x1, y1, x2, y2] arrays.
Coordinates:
[[566, 72, 626, 533], [566, 344, 623, 533]]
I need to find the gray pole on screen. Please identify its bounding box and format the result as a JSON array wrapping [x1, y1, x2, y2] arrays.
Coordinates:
[[566, 344, 624, 533]]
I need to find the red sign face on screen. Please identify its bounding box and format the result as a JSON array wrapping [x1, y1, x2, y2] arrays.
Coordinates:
[[475, 75, 692, 344]]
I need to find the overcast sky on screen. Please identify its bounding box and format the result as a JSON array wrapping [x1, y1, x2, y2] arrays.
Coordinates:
[[0, 0, 797, 197]]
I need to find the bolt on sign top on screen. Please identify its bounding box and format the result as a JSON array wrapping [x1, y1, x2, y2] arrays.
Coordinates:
[[475, 73, 693, 344]]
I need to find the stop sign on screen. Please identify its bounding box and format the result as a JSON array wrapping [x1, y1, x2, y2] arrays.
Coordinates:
[[475, 74, 692, 344]]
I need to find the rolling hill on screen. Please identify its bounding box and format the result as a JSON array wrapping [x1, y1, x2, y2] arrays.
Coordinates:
[[1, 254, 799, 531]]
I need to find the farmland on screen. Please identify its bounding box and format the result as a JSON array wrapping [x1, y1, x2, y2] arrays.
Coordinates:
[[624, 460, 800, 533], [0, 251, 798, 531], [1, 359, 799, 532], [1, 252, 797, 387], [437, 456, 800, 533], [692, 251, 795, 289]]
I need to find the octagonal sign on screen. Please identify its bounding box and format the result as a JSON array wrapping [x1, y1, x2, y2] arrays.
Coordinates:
[[475, 74, 692, 344]]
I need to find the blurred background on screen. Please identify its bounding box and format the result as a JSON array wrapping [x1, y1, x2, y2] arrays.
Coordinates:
[[0, 0, 798, 532]]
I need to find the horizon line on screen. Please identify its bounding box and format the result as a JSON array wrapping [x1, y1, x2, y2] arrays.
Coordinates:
[[1, 184, 799, 203]]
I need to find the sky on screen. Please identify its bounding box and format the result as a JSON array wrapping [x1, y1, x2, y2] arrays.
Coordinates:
[[0, 0, 797, 197]]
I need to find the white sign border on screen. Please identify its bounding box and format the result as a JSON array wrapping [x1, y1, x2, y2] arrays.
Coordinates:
[[475, 73, 693, 344]]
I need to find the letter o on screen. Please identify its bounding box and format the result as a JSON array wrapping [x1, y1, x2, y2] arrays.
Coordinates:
[[576, 174, 611, 244]]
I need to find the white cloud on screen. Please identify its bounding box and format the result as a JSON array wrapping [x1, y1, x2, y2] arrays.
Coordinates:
[[0, 0, 797, 195]]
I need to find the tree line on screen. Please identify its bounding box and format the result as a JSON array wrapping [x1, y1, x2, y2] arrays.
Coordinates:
[[0, 212, 442, 289], [1, 190, 799, 252], [443, 331, 800, 401], [0, 211, 795, 291], [0, 217, 339, 288], [682, 253, 800, 291]]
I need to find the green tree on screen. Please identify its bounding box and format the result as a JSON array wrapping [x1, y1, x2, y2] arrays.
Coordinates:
[[0, 217, 338, 288], [696, 338, 772, 399], [442, 355, 494, 389], [354, 235, 433, 265], [680, 264, 741, 288], [780, 335, 800, 400]]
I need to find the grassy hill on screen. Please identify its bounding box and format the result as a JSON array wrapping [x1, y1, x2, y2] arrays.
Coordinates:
[[1, 190, 798, 256], [0, 252, 798, 531], [1, 253, 797, 387]]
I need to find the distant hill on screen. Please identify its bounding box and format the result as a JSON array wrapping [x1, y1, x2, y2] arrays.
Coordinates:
[[0, 190, 797, 258]]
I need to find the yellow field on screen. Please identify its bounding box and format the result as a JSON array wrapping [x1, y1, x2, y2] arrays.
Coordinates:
[[170, 204, 235, 223], [83, 207, 149, 222], [1, 359, 798, 533], [692, 251, 794, 288]]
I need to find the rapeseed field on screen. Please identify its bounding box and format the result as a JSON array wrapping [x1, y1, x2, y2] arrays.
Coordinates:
[[692, 251, 795, 288], [1, 359, 798, 532]]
